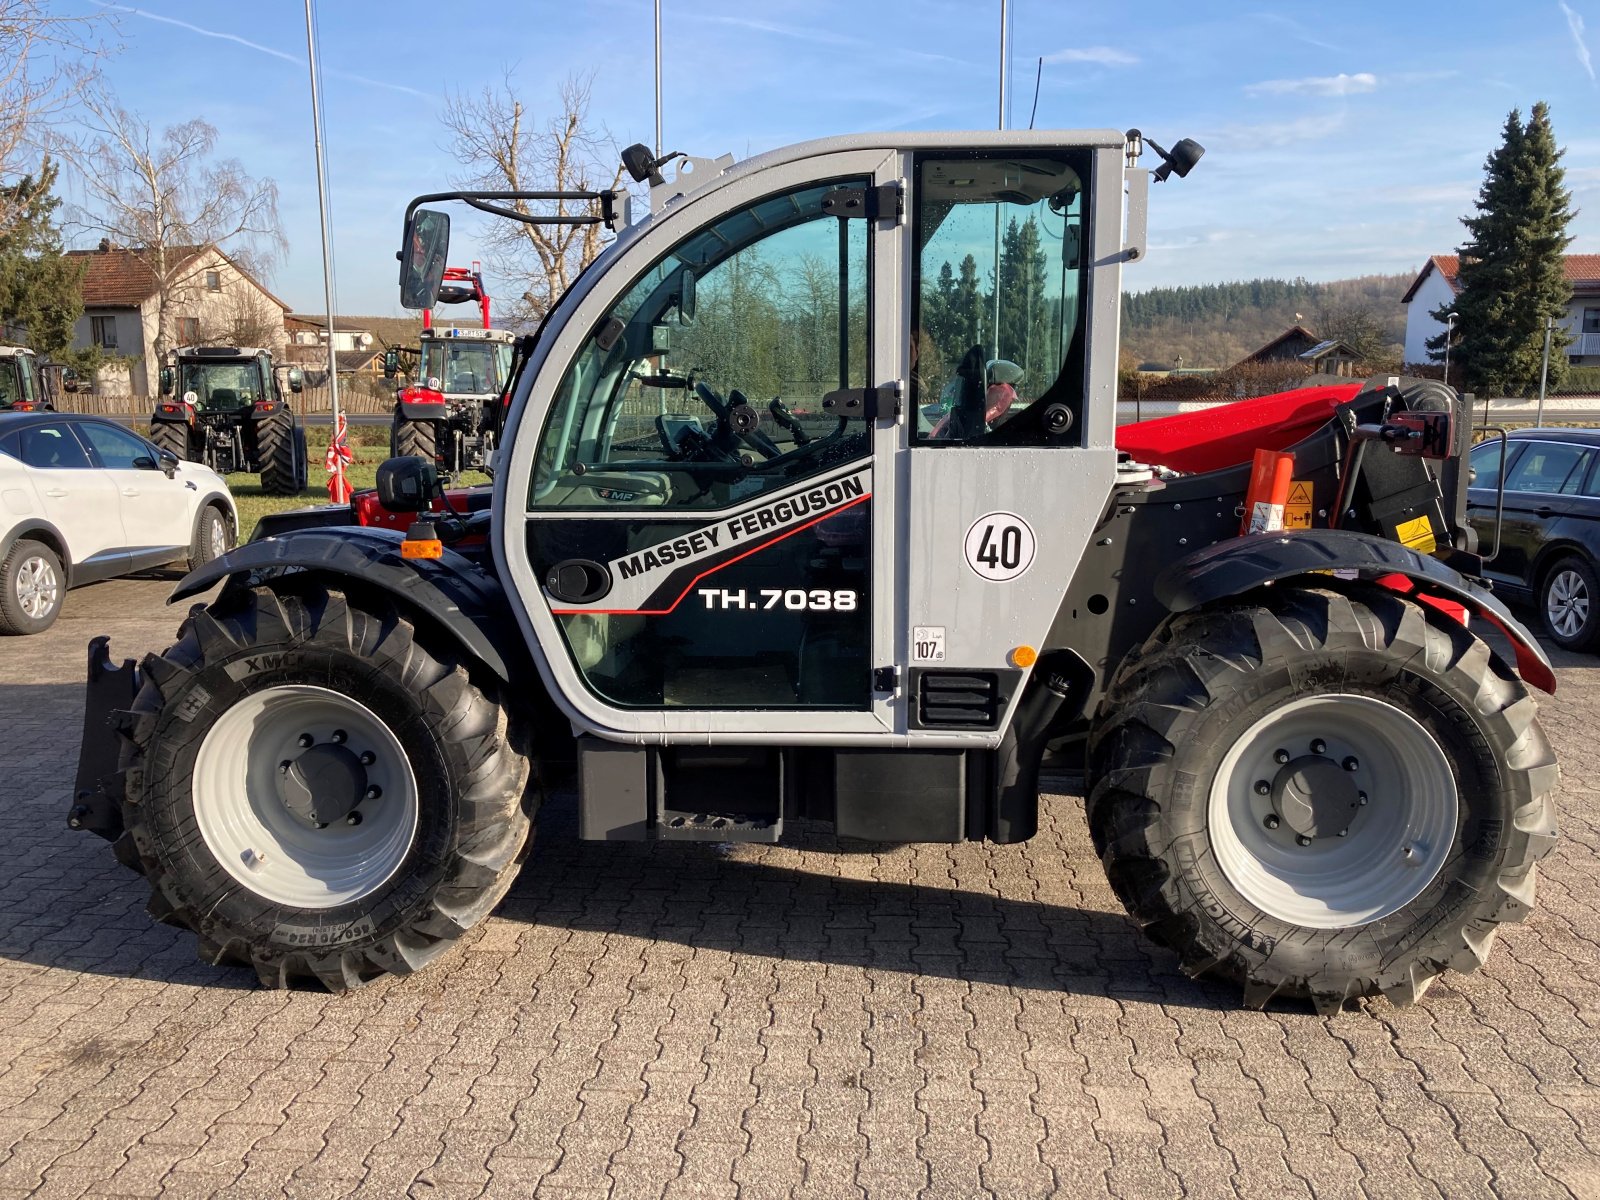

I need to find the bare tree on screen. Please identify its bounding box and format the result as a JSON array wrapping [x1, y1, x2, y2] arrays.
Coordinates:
[[0, 1, 111, 237], [196, 288, 283, 350], [441, 71, 625, 325], [55, 81, 286, 360]]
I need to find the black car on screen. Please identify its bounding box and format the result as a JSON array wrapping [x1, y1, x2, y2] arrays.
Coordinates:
[[1468, 428, 1600, 651]]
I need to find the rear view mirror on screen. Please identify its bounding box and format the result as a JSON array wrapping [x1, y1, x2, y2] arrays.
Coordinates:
[[158, 367, 173, 395], [376, 454, 439, 512], [676, 267, 696, 325], [286, 367, 305, 394], [399, 208, 451, 310], [383, 348, 400, 379], [157, 449, 178, 478]]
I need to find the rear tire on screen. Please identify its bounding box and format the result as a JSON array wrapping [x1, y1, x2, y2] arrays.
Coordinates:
[[1088, 586, 1558, 1013], [0, 538, 64, 635], [392, 415, 439, 465], [112, 583, 535, 989], [292, 425, 309, 492], [149, 419, 190, 463], [1539, 554, 1600, 652], [257, 411, 299, 496]]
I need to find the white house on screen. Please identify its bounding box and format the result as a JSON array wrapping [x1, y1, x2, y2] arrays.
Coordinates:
[[1402, 253, 1600, 370], [66, 242, 289, 397]]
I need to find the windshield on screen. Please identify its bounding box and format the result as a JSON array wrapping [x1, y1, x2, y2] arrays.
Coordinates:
[[421, 339, 512, 395], [179, 361, 265, 410]]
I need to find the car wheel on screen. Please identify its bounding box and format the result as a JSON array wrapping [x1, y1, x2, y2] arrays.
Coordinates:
[[188, 504, 235, 573], [1540, 555, 1600, 652], [0, 539, 65, 635]]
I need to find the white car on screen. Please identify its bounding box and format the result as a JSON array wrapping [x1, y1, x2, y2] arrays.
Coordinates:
[[0, 413, 237, 634]]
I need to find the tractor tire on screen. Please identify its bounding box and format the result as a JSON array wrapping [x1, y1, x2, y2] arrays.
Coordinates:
[[1087, 585, 1559, 1014], [0, 538, 64, 635], [293, 424, 310, 492], [187, 503, 234, 573], [149, 420, 190, 464], [257, 411, 299, 496], [111, 582, 535, 990], [392, 415, 439, 465]]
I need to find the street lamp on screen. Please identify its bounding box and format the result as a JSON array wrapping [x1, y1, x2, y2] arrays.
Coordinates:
[[1443, 311, 1458, 389]]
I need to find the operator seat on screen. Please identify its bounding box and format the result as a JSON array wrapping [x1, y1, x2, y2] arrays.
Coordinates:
[[208, 388, 238, 409]]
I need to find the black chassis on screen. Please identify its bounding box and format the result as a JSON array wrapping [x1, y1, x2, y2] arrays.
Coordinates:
[[75, 387, 1555, 850]]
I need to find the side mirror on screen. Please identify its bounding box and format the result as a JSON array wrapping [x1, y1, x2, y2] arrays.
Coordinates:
[[157, 449, 178, 478], [676, 266, 696, 325], [376, 454, 438, 512], [383, 347, 400, 379], [132, 454, 160, 473], [398, 208, 451, 310], [287, 367, 304, 394], [158, 367, 173, 395]]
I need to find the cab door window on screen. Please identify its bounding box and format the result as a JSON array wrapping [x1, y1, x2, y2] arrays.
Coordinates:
[[911, 151, 1090, 445], [530, 179, 870, 512]]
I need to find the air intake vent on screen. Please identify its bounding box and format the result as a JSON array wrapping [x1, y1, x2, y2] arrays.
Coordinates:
[[916, 671, 1001, 729]]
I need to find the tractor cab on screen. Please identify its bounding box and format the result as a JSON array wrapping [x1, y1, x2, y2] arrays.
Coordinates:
[[0, 346, 51, 412]]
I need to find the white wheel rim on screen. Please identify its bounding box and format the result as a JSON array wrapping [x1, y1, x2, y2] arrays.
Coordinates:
[[15, 555, 58, 619], [193, 685, 419, 909], [1208, 695, 1458, 928], [1546, 568, 1589, 638]]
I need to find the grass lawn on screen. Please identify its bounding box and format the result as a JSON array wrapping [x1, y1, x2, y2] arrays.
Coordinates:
[[229, 426, 488, 542]]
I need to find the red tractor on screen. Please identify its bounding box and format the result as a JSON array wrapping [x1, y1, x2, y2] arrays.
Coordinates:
[[385, 265, 514, 478]]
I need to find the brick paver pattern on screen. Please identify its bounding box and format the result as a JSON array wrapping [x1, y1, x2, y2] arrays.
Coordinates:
[[1, 576, 1597, 1198]]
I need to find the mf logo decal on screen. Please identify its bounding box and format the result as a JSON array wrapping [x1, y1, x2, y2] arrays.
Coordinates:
[[963, 512, 1036, 582]]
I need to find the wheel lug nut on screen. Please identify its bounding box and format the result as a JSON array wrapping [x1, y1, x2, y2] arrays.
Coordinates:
[[331, 729, 348, 745], [315, 822, 328, 830], [1254, 780, 1271, 796], [1273, 749, 1290, 765], [1338, 828, 1349, 837], [279, 760, 292, 774], [359, 751, 376, 766], [297, 733, 314, 748], [1343, 756, 1359, 772], [1357, 792, 1368, 806], [1310, 739, 1326, 755], [1263, 814, 1281, 830], [365, 785, 382, 801], [346, 812, 363, 826], [1296, 835, 1313, 847]]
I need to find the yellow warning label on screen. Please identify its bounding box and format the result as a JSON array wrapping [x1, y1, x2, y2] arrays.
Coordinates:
[[1287, 480, 1314, 505], [1395, 515, 1438, 553], [1283, 504, 1313, 529]]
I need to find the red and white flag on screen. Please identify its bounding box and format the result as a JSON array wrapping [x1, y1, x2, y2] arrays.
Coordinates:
[[326, 412, 355, 503]]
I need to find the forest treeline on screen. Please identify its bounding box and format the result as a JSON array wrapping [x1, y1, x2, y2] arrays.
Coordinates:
[[1120, 272, 1416, 369]]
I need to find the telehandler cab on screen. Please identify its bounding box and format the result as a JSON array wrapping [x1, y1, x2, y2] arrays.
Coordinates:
[[72, 129, 1558, 1013]]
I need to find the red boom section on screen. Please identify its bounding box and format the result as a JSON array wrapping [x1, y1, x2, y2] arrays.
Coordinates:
[[1114, 382, 1364, 474]]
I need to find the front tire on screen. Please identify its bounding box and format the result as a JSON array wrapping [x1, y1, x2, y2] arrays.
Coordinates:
[[1539, 554, 1600, 652], [187, 504, 234, 572], [113, 583, 534, 989], [0, 539, 64, 635], [1088, 586, 1559, 1013]]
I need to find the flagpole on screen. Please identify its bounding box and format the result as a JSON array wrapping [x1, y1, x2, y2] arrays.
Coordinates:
[[304, 0, 345, 498]]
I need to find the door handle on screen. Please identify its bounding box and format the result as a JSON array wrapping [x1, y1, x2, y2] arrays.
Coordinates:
[[45, 488, 68, 498], [1536, 505, 1556, 515], [121, 488, 140, 498]]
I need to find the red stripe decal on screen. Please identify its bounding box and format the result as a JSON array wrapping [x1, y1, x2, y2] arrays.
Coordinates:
[[551, 492, 872, 616]]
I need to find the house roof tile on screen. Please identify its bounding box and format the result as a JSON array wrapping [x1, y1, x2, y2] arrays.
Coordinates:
[[1402, 253, 1600, 303]]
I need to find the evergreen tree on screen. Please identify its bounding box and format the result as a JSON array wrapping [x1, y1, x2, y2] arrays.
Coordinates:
[[1429, 102, 1574, 396], [0, 158, 92, 369]]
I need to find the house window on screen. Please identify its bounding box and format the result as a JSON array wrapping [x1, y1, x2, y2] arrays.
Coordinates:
[[90, 315, 117, 349], [205, 270, 222, 292], [177, 317, 200, 344], [1583, 307, 1600, 334]]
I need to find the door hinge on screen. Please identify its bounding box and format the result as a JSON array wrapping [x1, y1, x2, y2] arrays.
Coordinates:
[[821, 381, 902, 421], [873, 665, 901, 694], [821, 183, 903, 224]]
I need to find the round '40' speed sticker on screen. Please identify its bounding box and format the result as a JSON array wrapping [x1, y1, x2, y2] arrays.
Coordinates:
[[964, 512, 1037, 581]]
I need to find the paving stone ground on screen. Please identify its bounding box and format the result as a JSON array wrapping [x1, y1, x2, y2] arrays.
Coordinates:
[[1, 575, 1597, 1199]]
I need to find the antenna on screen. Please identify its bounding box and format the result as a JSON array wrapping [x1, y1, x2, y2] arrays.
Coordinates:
[[654, 0, 663, 156], [997, 0, 1010, 131], [1028, 55, 1042, 129]]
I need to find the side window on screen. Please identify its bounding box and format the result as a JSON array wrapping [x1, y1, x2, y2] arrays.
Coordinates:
[[77, 421, 155, 470], [1468, 439, 1517, 491], [530, 180, 870, 511], [912, 151, 1090, 445], [15, 422, 93, 470], [1504, 442, 1592, 494], [0, 431, 19, 460]]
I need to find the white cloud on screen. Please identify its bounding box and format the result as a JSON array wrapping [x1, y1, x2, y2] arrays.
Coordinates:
[[1246, 72, 1379, 97], [1559, 1, 1597, 83], [1041, 46, 1139, 66]]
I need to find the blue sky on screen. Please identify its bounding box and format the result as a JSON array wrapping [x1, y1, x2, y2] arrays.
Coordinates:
[[59, 0, 1600, 315]]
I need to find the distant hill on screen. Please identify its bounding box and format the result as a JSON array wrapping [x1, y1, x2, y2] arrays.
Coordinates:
[[1120, 273, 1415, 370]]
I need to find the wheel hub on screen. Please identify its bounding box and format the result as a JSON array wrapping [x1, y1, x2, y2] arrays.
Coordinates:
[[277, 742, 369, 826], [1272, 755, 1359, 839]]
